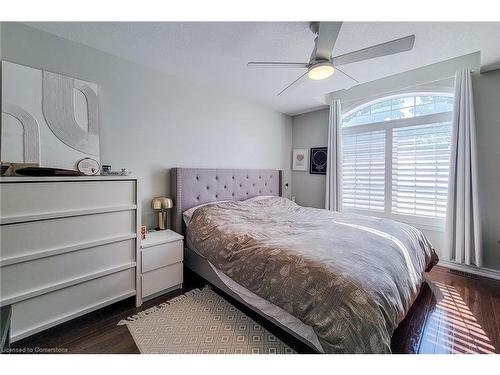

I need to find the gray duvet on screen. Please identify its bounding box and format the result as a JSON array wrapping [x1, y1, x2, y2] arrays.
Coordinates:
[[186, 197, 438, 353]]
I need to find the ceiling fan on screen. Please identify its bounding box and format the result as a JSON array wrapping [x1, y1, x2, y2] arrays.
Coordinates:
[[247, 22, 415, 96]]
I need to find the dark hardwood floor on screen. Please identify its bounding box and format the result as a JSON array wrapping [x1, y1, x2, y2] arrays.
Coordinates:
[[8, 266, 500, 354], [392, 266, 499, 354]]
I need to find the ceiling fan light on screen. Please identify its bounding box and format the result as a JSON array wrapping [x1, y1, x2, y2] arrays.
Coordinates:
[[308, 63, 335, 80]]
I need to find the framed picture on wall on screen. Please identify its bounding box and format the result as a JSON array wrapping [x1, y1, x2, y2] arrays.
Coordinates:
[[310, 147, 328, 175], [292, 149, 308, 171]]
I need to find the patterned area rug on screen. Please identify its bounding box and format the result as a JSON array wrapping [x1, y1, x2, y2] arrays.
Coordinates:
[[118, 286, 295, 354]]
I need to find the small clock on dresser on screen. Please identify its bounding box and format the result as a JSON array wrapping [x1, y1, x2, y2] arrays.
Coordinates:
[[77, 157, 100, 175]]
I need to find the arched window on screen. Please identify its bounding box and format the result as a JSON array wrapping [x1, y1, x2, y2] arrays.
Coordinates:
[[341, 93, 453, 228]]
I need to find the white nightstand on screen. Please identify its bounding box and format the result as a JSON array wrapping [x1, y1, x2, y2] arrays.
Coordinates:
[[139, 230, 184, 303]]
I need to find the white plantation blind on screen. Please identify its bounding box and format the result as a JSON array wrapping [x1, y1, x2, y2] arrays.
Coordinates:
[[341, 93, 453, 227], [342, 130, 385, 211], [392, 122, 452, 218]]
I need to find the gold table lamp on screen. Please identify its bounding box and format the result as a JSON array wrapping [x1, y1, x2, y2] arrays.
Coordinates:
[[151, 197, 173, 230]]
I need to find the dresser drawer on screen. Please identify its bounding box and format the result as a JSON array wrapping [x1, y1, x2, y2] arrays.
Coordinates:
[[141, 240, 183, 273], [142, 262, 183, 298], [11, 268, 136, 341], [0, 180, 136, 221], [0, 210, 136, 260], [1, 239, 136, 303]]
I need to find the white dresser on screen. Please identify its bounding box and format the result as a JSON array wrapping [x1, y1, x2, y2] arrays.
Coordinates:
[[0, 176, 140, 342], [140, 230, 183, 302]]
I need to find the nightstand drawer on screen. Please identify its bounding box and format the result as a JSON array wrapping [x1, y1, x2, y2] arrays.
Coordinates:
[[141, 240, 183, 273], [142, 262, 183, 297]]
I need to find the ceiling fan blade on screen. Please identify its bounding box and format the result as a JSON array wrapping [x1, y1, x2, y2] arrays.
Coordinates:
[[247, 62, 309, 68], [277, 71, 309, 96], [314, 22, 343, 61], [332, 35, 415, 67], [335, 66, 359, 83]]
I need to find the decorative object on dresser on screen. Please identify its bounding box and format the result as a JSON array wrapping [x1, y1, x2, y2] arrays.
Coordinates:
[[1, 163, 10, 176], [292, 149, 308, 171], [151, 197, 173, 230], [309, 147, 328, 175], [101, 164, 112, 174], [1, 61, 99, 171], [101, 167, 132, 176], [140, 225, 147, 240], [1, 163, 40, 177], [13, 166, 83, 177], [77, 158, 101, 176], [139, 230, 184, 303], [0, 176, 140, 342]]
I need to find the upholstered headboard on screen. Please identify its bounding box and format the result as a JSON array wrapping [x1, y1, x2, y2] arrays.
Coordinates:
[[170, 168, 283, 234]]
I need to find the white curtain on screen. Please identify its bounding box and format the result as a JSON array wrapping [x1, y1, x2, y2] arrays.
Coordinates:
[[444, 68, 482, 266], [325, 99, 343, 211]]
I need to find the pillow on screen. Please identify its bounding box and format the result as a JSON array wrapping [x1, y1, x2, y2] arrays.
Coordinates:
[[244, 195, 275, 202], [183, 201, 231, 226], [183, 196, 275, 225]]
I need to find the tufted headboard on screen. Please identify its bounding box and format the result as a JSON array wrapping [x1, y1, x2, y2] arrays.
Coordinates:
[[170, 168, 283, 234]]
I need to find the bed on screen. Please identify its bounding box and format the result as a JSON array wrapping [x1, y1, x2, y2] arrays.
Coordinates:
[[171, 168, 438, 353]]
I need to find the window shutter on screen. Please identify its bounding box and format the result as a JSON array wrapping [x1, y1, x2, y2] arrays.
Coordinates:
[[392, 122, 452, 218], [342, 130, 385, 211]]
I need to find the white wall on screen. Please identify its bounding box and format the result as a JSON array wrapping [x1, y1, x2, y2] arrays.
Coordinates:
[[292, 53, 500, 271], [1, 22, 292, 228], [474, 69, 500, 271], [291, 109, 328, 208]]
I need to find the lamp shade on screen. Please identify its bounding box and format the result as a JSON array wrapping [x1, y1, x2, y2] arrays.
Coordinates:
[[151, 197, 173, 209]]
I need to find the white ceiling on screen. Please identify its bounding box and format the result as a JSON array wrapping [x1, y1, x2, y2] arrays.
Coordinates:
[[26, 22, 500, 116]]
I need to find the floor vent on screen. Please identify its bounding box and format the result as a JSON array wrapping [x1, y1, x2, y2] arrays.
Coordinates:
[[449, 269, 479, 279]]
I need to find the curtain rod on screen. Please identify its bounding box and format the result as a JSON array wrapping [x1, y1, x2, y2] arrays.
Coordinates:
[[337, 74, 458, 107]]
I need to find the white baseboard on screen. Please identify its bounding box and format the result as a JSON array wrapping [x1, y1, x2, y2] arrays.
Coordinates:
[[438, 260, 500, 281]]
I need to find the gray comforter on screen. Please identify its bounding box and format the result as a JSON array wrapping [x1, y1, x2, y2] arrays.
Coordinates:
[[186, 197, 438, 353]]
